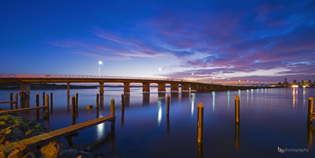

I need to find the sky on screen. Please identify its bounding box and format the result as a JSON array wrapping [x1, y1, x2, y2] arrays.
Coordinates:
[[0, 0, 315, 84]]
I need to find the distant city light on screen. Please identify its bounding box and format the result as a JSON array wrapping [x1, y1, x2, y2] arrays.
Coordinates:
[[292, 85, 298, 88]]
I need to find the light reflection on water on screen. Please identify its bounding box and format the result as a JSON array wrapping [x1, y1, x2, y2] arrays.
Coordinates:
[[0, 87, 315, 157]]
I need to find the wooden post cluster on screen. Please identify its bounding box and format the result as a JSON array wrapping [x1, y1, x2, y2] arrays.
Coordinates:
[[235, 95, 240, 125], [14, 93, 18, 109], [166, 95, 170, 115], [197, 103, 204, 147], [36, 93, 39, 120], [45, 94, 49, 119], [307, 97, 314, 124], [96, 93, 99, 118], [71, 95, 76, 125], [10, 92, 13, 110]]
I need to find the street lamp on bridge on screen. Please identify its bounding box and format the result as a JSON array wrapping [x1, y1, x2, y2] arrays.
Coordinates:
[[98, 61, 102, 77]]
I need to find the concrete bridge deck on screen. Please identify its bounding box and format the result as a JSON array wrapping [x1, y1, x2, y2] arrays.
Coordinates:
[[0, 74, 271, 95]]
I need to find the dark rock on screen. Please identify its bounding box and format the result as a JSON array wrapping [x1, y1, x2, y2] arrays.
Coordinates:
[[7, 149, 23, 158], [40, 141, 64, 158], [62, 149, 79, 158], [0, 134, 11, 144], [78, 151, 94, 158], [22, 152, 36, 158], [24, 130, 38, 138], [0, 151, 7, 158]]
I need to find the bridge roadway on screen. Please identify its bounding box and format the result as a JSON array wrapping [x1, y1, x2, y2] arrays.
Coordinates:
[[0, 74, 266, 95]]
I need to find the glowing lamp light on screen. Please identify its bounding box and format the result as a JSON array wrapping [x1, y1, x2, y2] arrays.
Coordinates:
[[292, 85, 298, 88], [99, 61, 103, 65]]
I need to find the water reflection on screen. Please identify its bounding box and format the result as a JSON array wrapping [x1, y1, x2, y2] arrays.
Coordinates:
[[303, 88, 306, 106], [197, 145, 203, 158], [143, 93, 150, 105], [124, 93, 130, 107], [157, 99, 162, 126], [96, 122, 105, 140], [121, 108, 124, 126], [227, 91, 230, 108], [191, 93, 196, 117], [246, 89, 249, 106], [307, 124, 314, 148], [292, 88, 296, 107], [235, 124, 239, 150], [166, 115, 170, 135], [212, 91, 215, 111]]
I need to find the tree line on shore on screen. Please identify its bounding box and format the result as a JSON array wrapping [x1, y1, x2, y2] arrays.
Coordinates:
[[278, 78, 315, 87]]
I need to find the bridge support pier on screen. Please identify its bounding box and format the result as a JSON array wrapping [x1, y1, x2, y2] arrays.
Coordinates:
[[200, 85, 210, 91], [142, 82, 150, 92], [181, 83, 190, 92], [20, 83, 30, 97], [124, 82, 130, 93], [171, 83, 179, 92], [158, 82, 166, 92], [100, 81, 104, 96], [191, 84, 200, 91]]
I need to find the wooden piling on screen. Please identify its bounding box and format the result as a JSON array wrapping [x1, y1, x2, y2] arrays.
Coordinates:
[[235, 95, 240, 125], [43, 91, 45, 106], [167, 95, 170, 115], [50, 92, 53, 113], [167, 115, 170, 135], [76, 92, 78, 117], [71, 95, 76, 125], [86, 105, 93, 121], [10, 92, 13, 110], [235, 124, 239, 150], [307, 97, 314, 124], [14, 93, 18, 109], [36, 93, 39, 120], [197, 103, 204, 147], [23, 91, 27, 108], [111, 98, 115, 136], [45, 94, 49, 119], [111, 98, 115, 117], [96, 93, 99, 118], [121, 93, 124, 110]]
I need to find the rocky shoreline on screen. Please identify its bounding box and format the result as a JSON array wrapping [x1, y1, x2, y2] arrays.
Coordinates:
[[0, 113, 104, 158]]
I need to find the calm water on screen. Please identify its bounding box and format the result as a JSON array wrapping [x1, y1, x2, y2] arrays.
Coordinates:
[[1, 87, 315, 157]]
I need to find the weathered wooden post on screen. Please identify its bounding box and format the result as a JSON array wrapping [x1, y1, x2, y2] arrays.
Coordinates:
[[36, 93, 39, 120], [111, 98, 115, 117], [71, 95, 76, 125], [96, 93, 99, 118], [121, 93, 124, 110], [14, 93, 18, 109], [42, 91, 45, 106], [45, 94, 49, 119], [111, 98, 115, 131], [197, 103, 204, 147], [86, 105, 93, 121], [50, 92, 53, 113], [307, 97, 314, 124], [235, 95, 240, 125], [10, 92, 13, 110], [166, 95, 170, 115], [76, 92, 79, 117]]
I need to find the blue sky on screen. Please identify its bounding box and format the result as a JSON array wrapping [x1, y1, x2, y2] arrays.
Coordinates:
[[1, 0, 315, 84]]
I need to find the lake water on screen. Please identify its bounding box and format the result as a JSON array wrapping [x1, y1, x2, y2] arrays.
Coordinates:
[[0, 87, 315, 157]]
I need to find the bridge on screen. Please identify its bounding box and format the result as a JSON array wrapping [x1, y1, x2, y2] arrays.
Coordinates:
[[0, 74, 267, 96]]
